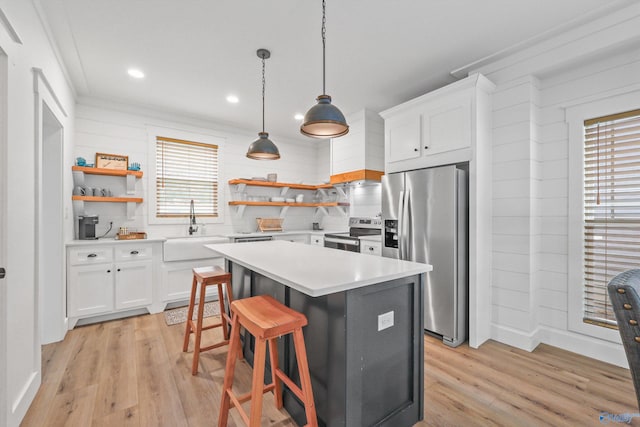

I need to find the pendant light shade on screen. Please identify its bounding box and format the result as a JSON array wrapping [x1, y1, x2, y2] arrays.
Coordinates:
[[247, 49, 280, 160], [300, 95, 348, 138], [300, 0, 349, 139], [247, 132, 279, 160]]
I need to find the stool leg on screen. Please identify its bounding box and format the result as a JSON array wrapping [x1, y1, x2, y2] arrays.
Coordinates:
[[191, 280, 207, 375], [218, 314, 241, 427], [292, 328, 318, 427], [267, 338, 283, 409], [217, 283, 229, 341], [182, 275, 198, 352], [224, 281, 234, 332], [249, 337, 267, 427]]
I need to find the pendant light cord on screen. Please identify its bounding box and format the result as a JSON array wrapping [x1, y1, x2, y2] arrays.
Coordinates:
[[322, 0, 326, 95], [261, 53, 266, 133]]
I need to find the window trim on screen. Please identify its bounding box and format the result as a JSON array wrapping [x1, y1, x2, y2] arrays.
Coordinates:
[[566, 91, 640, 343], [146, 126, 225, 225]]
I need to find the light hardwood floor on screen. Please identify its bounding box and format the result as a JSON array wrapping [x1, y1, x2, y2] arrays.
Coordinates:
[[21, 312, 640, 426]]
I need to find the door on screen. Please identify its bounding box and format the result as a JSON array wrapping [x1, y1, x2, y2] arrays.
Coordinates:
[[381, 172, 404, 258], [68, 263, 114, 317], [405, 166, 458, 338]]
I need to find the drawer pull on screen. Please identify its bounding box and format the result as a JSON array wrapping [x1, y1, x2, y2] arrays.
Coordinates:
[[87, 253, 98, 258], [130, 250, 139, 255]]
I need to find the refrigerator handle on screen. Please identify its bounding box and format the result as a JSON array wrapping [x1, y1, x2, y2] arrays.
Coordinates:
[[404, 189, 412, 260], [398, 190, 405, 259]]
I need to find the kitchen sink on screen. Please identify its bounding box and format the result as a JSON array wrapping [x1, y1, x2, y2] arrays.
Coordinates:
[[163, 235, 229, 261]]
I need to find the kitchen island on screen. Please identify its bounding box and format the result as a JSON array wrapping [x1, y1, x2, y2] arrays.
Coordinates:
[[206, 240, 432, 427]]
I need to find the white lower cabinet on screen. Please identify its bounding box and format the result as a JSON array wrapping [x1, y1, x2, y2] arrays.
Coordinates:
[[274, 234, 309, 244], [360, 240, 382, 256], [67, 242, 157, 327], [161, 257, 224, 303]]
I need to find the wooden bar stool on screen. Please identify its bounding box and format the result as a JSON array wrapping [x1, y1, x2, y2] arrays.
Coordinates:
[[182, 266, 233, 375], [218, 295, 317, 427]]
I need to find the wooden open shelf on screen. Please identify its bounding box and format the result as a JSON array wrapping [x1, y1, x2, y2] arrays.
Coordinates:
[[229, 179, 331, 190], [72, 195, 143, 203], [72, 166, 143, 178], [228, 201, 344, 207]]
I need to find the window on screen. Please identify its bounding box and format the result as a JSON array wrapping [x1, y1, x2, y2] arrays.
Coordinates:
[[582, 109, 640, 328], [155, 136, 219, 219]]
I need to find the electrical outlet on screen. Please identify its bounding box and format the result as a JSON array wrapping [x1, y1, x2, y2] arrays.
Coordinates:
[[378, 311, 394, 331]]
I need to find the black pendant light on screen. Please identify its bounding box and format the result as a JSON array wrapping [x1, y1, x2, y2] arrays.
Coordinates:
[[247, 49, 280, 160], [300, 0, 349, 139]]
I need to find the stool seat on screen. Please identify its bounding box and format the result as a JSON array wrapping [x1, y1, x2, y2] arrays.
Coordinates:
[[182, 265, 233, 375], [231, 295, 307, 339], [219, 295, 317, 427]]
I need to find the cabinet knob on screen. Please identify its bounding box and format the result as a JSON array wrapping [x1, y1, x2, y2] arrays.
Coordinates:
[[424, 146, 429, 149], [414, 148, 419, 152], [130, 250, 139, 255], [369, 247, 373, 251], [107, 269, 111, 273], [87, 253, 97, 258], [117, 268, 121, 272]]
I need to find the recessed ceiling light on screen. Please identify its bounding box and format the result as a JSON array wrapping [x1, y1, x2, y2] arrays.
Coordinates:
[[127, 68, 145, 79], [226, 95, 239, 104], [294, 113, 304, 120]]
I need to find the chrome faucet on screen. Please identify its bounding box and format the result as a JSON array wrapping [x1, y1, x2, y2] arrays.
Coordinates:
[[188, 199, 198, 235]]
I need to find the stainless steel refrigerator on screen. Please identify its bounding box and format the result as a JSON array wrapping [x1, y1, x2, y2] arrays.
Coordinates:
[[382, 164, 468, 347]]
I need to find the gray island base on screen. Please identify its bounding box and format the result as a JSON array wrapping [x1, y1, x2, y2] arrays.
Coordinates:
[[206, 241, 431, 427]]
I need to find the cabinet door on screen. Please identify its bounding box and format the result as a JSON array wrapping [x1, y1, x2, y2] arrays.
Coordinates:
[[161, 258, 225, 302], [421, 96, 471, 156], [386, 114, 421, 163], [68, 263, 114, 317], [115, 259, 153, 310]]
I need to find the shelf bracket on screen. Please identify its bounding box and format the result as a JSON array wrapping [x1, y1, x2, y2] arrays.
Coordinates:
[[279, 206, 289, 218], [316, 206, 329, 216], [334, 186, 348, 201], [235, 183, 247, 193], [280, 186, 289, 197], [126, 174, 136, 195], [236, 205, 246, 217], [126, 202, 136, 220]]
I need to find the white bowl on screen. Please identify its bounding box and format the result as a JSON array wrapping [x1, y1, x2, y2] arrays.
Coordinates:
[[285, 198, 295, 203], [270, 196, 285, 202]]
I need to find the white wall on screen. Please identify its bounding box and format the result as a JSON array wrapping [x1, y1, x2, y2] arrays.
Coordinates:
[[461, 1, 640, 366], [0, 1, 76, 425], [73, 100, 345, 237]]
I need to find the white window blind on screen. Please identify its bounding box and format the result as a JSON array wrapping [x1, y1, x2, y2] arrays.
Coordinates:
[[155, 136, 219, 218], [583, 109, 640, 328]]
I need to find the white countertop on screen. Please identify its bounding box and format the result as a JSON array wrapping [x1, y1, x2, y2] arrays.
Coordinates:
[[66, 237, 166, 246], [224, 229, 346, 239], [206, 240, 431, 297]]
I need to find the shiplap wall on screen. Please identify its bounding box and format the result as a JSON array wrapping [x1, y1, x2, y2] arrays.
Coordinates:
[[73, 101, 347, 237], [470, 5, 640, 366]]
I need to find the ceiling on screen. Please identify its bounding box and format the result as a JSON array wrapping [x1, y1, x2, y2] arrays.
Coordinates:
[[39, 0, 619, 141]]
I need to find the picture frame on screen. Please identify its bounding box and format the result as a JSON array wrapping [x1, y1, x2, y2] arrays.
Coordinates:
[[96, 152, 128, 170]]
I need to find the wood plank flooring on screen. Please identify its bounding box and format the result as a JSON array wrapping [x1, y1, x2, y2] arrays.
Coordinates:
[[21, 312, 640, 426]]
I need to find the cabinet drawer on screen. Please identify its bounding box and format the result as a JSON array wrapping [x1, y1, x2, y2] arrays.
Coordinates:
[[68, 247, 113, 266], [115, 244, 153, 261], [310, 235, 324, 246]]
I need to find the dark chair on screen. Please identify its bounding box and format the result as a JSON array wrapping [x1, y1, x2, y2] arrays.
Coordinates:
[[607, 269, 640, 410]]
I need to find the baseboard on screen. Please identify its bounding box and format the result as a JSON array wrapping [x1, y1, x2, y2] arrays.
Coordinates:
[[490, 323, 541, 352], [10, 370, 40, 427], [538, 327, 628, 368]]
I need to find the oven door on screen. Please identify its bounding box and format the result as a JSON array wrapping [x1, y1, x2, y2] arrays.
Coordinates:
[[324, 236, 360, 252]]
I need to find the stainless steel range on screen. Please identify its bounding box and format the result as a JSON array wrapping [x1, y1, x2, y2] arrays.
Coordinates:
[[324, 217, 382, 252]]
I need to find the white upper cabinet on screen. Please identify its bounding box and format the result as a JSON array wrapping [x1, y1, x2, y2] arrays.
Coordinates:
[[381, 73, 494, 173]]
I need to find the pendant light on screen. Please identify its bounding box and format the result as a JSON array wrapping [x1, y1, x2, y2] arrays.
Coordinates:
[[247, 48, 280, 160], [300, 0, 349, 139]]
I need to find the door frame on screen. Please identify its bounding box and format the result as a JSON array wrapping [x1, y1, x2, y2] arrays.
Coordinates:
[[0, 45, 8, 427], [33, 68, 68, 344]]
